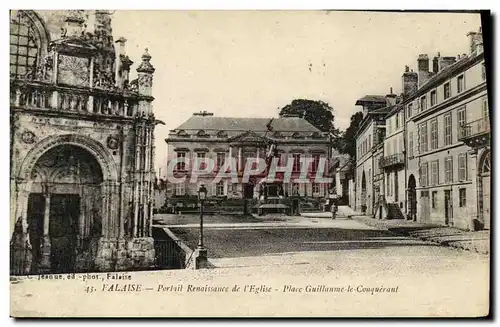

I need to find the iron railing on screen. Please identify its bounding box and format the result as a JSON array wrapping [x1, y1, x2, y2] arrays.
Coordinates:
[[380, 153, 404, 168], [10, 243, 31, 276], [154, 238, 192, 269], [459, 117, 490, 140], [10, 238, 190, 276]]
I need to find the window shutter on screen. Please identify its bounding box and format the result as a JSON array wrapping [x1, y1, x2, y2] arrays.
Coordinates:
[[280, 153, 287, 166], [211, 182, 217, 196], [464, 153, 468, 180], [223, 180, 228, 195]]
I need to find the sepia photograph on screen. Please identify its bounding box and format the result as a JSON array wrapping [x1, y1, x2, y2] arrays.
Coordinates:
[[7, 7, 491, 318]]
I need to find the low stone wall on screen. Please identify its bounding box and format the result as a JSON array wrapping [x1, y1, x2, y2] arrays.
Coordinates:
[[94, 237, 156, 272]]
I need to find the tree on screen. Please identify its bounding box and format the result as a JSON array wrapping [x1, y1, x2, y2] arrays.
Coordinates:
[[279, 99, 343, 152], [279, 99, 336, 134], [339, 111, 363, 160]]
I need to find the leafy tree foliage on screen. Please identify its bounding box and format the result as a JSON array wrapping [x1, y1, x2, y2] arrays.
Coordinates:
[[339, 111, 363, 159], [279, 99, 342, 148]]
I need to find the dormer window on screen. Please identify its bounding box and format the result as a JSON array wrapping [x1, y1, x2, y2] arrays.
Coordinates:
[[197, 130, 209, 138], [177, 130, 188, 137], [457, 75, 465, 94], [430, 90, 437, 106], [311, 132, 321, 139], [273, 131, 283, 139], [420, 96, 427, 112], [444, 82, 451, 99], [407, 103, 413, 118], [216, 130, 228, 138]]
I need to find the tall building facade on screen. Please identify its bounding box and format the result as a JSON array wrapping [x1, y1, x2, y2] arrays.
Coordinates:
[[352, 26, 489, 231], [405, 27, 488, 230], [10, 10, 158, 275], [353, 95, 390, 215]]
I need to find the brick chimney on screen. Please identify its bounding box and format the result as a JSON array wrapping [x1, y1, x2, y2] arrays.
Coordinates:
[[432, 52, 440, 73], [467, 27, 483, 55], [401, 65, 418, 95], [438, 56, 456, 71], [386, 87, 397, 106], [417, 54, 430, 86]]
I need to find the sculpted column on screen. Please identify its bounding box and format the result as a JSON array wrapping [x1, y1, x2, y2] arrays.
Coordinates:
[[12, 182, 32, 275], [39, 189, 52, 272], [101, 182, 110, 237]]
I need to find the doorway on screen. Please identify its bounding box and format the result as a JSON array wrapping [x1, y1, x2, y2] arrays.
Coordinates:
[[444, 190, 452, 226], [479, 150, 490, 230], [49, 194, 80, 273], [243, 183, 254, 199], [407, 175, 417, 221], [420, 190, 430, 223], [361, 171, 367, 213], [27, 193, 45, 272], [394, 172, 399, 202]]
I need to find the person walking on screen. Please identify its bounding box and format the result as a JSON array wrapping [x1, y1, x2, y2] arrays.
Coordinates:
[[331, 198, 337, 220]]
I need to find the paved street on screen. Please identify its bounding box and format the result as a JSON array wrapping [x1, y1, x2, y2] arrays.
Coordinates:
[[155, 213, 489, 272], [12, 214, 489, 317]]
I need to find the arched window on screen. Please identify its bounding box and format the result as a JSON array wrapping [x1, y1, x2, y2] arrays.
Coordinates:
[[10, 10, 47, 79]]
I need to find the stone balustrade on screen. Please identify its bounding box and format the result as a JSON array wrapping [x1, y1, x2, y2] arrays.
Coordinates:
[[11, 79, 141, 118]]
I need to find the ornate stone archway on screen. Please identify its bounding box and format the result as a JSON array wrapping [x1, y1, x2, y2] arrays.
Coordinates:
[[17, 133, 118, 183], [478, 150, 491, 229], [11, 134, 119, 274]]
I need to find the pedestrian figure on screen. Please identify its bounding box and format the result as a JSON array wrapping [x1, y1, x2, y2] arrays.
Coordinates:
[[331, 199, 337, 220]]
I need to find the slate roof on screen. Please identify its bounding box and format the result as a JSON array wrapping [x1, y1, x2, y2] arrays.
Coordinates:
[[414, 52, 483, 98], [370, 105, 392, 115], [174, 116, 322, 133], [355, 95, 387, 105]]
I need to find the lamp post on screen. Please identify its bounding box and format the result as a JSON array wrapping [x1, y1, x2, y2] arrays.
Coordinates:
[[195, 184, 208, 269]]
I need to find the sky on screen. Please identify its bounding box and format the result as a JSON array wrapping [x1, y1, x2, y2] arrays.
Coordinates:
[[109, 10, 481, 177]]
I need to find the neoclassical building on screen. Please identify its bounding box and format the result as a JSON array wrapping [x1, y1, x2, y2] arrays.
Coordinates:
[[165, 112, 331, 207], [10, 10, 159, 275]]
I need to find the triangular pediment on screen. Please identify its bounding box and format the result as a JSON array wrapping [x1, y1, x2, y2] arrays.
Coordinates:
[[229, 130, 270, 143]]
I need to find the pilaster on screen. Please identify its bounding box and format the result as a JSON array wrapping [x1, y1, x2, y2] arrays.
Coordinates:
[[469, 149, 479, 230]]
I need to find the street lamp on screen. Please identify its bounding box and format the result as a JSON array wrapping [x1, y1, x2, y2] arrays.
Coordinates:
[[196, 184, 208, 268]]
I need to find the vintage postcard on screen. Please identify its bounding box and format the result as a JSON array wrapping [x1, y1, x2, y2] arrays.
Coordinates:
[[9, 9, 490, 318]]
